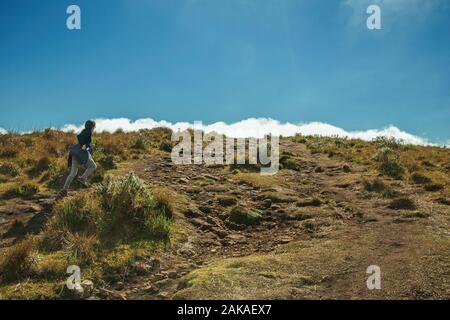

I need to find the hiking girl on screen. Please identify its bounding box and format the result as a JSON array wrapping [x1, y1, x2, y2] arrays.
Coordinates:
[[58, 120, 97, 198]]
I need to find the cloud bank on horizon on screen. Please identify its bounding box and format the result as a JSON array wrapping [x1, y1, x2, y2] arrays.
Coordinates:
[[29, 117, 439, 146], [0, 118, 443, 146]]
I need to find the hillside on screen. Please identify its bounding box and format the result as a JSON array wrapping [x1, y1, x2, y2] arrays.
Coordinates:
[[0, 129, 449, 299]]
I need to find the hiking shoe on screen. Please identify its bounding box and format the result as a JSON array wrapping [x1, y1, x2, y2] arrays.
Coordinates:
[[77, 178, 91, 188], [57, 189, 68, 199]]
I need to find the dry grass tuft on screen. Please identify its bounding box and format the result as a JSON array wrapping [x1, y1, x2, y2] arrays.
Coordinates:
[[0, 238, 37, 282]]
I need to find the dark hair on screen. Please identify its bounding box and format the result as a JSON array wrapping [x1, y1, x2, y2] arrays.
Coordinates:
[[85, 120, 96, 130]]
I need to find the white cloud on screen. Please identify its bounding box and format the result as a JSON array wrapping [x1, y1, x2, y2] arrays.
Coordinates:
[[0, 128, 7, 135], [60, 117, 434, 146]]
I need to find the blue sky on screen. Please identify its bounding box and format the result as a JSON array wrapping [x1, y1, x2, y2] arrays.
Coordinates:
[[0, 0, 449, 142]]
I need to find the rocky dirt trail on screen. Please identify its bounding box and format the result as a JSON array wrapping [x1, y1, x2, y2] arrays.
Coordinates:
[[1, 140, 449, 299], [0, 197, 54, 249], [122, 141, 449, 299]]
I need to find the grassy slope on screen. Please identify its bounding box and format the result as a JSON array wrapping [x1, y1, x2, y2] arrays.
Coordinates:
[[0, 130, 449, 299]]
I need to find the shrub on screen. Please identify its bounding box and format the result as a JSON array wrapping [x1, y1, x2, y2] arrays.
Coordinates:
[[131, 137, 146, 150], [0, 162, 20, 177], [43, 173, 173, 250], [43, 128, 54, 139], [410, 172, 432, 184], [382, 188, 401, 199], [103, 142, 124, 156], [152, 187, 174, 219], [424, 183, 444, 192], [27, 157, 51, 177], [376, 147, 404, 179], [388, 197, 416, 210], [159, 141, 172, 153], [0, 148, 18, 158], [145, 213, 171, 239], [0, 238, 37, 282], [363, 179, 385, 192], [296, 198, 321, 207], [228, 206, 261, 226], [64, 232, 99, 265], [95, 172, 173, 238], [99, 155, 117, 170], [43, 158, 67, 189], [262, 192, 298, 203], [374, 136, 401, 149], [280, 155, 298, 171], [42, 193, 103, 250], [6, 219, 26, 237], [3, 183, 39, 200], [217, 196, 237, 207]]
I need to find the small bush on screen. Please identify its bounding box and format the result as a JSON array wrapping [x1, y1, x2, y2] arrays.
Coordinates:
[[228, 206, 261, 226], [145, 213, 171, 239], [262, 192, 298, 203], [42, 193, 103, 250], [0, 162, 20, 177], [95, 172, 173, 238], [363, 179, 386, 192], [374, 137, 401, 149], [3, 183, 39, 200], [424, 183, 444, 192], [27, 157, 51, 177], [218, 196, 237, 207], [43, 158, 68, 189], [6, 220, 26, 237], [0, 238, 36, 282], [0, 148, 18, 158], [388, 197, 417, 210], [280, 155, 298, 171], [99, 155, 117, 170], [410, 172, 432, 185], [376, 147, 405, 179], [103, 142, 124, 156], [382, 188, 401, 199], [64, 232, 99, 265], [131, 137, 146, 150], [152, 188, 174, 219], [296, 198, 321, 207], [43, 173, 173, 252], [159, 141, 172, 153], [43, 128, 54, 139]]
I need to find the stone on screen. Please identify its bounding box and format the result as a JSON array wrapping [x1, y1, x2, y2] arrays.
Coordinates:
[[190, 218, 210, 230], [211, 227, 228, 239], [314, 166, 324, 173], [184, 209, 203, 219], [199, 205, 211, 214], [260, 199, 272, 209], [203, 174, 219, 181], [81, 280, 94, 295], [147, 258, 161, 272], [132, 262, 151, 275], [157, 292, 169, 299], [178, 248, 196, 258], [277, 237, 293, 244], [178, 178, 189, 184]]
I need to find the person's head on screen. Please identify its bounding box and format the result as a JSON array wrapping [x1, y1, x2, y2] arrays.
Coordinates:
[[85, 120, 96, 133]]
